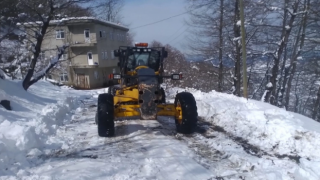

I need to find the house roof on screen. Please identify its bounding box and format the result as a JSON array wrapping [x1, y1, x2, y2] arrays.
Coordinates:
[[20, 17, 129, 31]]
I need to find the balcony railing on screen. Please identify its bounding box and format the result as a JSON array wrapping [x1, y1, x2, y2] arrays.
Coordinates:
[[70, 41, 97, 47]]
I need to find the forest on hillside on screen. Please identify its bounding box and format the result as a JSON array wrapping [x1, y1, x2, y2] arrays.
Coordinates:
[[163, 0, 320, 122]]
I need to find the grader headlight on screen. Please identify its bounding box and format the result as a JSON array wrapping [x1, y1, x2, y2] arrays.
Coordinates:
[[171, 74, 183, 80]]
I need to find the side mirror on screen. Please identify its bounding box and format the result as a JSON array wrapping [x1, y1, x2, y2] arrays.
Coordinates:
[[163, 51, 168, 58]]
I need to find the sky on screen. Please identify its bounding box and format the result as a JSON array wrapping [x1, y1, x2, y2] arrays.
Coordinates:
[[122, 0, 189, 53]]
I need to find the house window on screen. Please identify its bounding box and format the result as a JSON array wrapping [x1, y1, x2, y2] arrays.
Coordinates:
[[100, 30, 106, 38], [84, 29, 90, 38], [56, 29, 65, 39], [87, 52, 93, 65], [39, 52, 45, 60], [60, 73, 68, 82], [120, 33, 123, 41], [84, 29, 90, 43], [101, 51, 108, 60], [111, 51, 114, 59], [59, 53, 68, 61], [34, 30, 41, 37], [109, 31, 115, 40]]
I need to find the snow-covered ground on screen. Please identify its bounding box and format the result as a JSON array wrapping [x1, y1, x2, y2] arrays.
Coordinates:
[[1, 78, 320, 180]]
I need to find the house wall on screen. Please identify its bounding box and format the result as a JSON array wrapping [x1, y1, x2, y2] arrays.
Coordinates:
[[95, 24, 127, 67], [68, 24, 97, 44], [41, 26, 68, 58], [72, 66, 119, 89]]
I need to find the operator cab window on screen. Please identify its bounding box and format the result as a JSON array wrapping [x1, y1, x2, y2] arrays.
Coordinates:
[[126, 50, 160, 71]]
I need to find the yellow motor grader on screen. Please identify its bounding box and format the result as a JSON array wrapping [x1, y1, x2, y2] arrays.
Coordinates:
[[95, 43, 198, 137]]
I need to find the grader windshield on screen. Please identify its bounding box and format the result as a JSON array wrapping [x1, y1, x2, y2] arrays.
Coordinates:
[[126, 51, 160, 71]]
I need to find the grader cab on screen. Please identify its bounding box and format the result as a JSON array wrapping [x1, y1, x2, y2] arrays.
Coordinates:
[[95, 43, 198, 137]]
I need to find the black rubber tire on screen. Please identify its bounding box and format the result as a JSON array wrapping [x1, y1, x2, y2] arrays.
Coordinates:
[[97, 93, 115, 137], [174, 92, 198, 134], [108, 85, 120, 96], [160, 88, 166, 103]]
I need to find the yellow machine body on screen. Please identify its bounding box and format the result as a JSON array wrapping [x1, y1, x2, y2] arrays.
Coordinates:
[[113, 70, 182, 123]]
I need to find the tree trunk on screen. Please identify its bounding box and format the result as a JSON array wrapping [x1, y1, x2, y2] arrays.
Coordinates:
[[233, 0, 241, 97], [265, 0, 299, 105], [218, 0, 224, 92], [312, 85, 320, 120], [22, 6, 54, 90], [240, 0, 248, 98], [22, 21, 49, 90], [284, 0, 310, 110]]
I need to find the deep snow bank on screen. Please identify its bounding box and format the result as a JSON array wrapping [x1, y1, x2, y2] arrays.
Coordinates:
[[167, 87, 320, 179], [167, 88, 320, 160], [0, 79, 91, 175]]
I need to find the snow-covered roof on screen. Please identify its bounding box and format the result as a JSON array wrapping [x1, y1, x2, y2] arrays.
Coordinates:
[[20, 17, 129, 31]]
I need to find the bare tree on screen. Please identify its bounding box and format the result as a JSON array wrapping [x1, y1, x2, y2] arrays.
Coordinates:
[[13, 0, 91, 90], [0, 0, 21, 43], [264, 0, 300, 104], [232, 0, 241, 96], [283, 0, 310, 109], [185, 0, 232, 92], [218, 0, 224, 92], [94, 0, 124, 23]]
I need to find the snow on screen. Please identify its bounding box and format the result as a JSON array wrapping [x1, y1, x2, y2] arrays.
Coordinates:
[[0, 79, 91, 176], [233, 36, 241, 42], [1, 79, 320, 179], [236, 20, 241, 26], [20, 17, 128, 30], [0, 69, 8, 79], [191, 65, 199, 70]]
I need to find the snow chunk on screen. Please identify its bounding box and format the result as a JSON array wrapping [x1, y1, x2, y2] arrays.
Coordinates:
[[191, 65, 199, 70], [266, 82, 273, 88], [236, 20, 241, 26], [233, 36, 241, 42]]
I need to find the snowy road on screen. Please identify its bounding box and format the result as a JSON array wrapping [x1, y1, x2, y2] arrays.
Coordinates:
[[20, 95, 301, 180], [24, 97, 214, 180]]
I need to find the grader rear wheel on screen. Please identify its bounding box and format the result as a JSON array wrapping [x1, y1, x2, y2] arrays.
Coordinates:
[[174, 92, 198, 134], [97, 93, 115, 137]]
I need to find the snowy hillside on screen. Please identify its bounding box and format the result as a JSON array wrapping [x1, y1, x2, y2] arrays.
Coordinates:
[[0, 78, 320, 180]]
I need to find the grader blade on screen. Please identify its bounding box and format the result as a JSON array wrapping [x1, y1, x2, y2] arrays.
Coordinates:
[[137, 68, 158, 120]]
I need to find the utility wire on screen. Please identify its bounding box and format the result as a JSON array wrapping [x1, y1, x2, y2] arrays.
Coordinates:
[[131, 9, 193, 30], [167, 28, 188, 44], [167, 24, 185, 39]]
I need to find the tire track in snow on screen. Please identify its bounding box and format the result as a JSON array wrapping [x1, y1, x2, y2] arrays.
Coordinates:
[[197, 117, 301, 164]]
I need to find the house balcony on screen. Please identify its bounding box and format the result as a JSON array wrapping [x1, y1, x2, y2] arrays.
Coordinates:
[[71, 64, 99, 68], [70, 41, 97, 47]]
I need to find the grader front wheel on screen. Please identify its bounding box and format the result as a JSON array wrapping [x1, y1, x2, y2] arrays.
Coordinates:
[[174, 92, 198, 134], [97, 93, 115, 137]]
